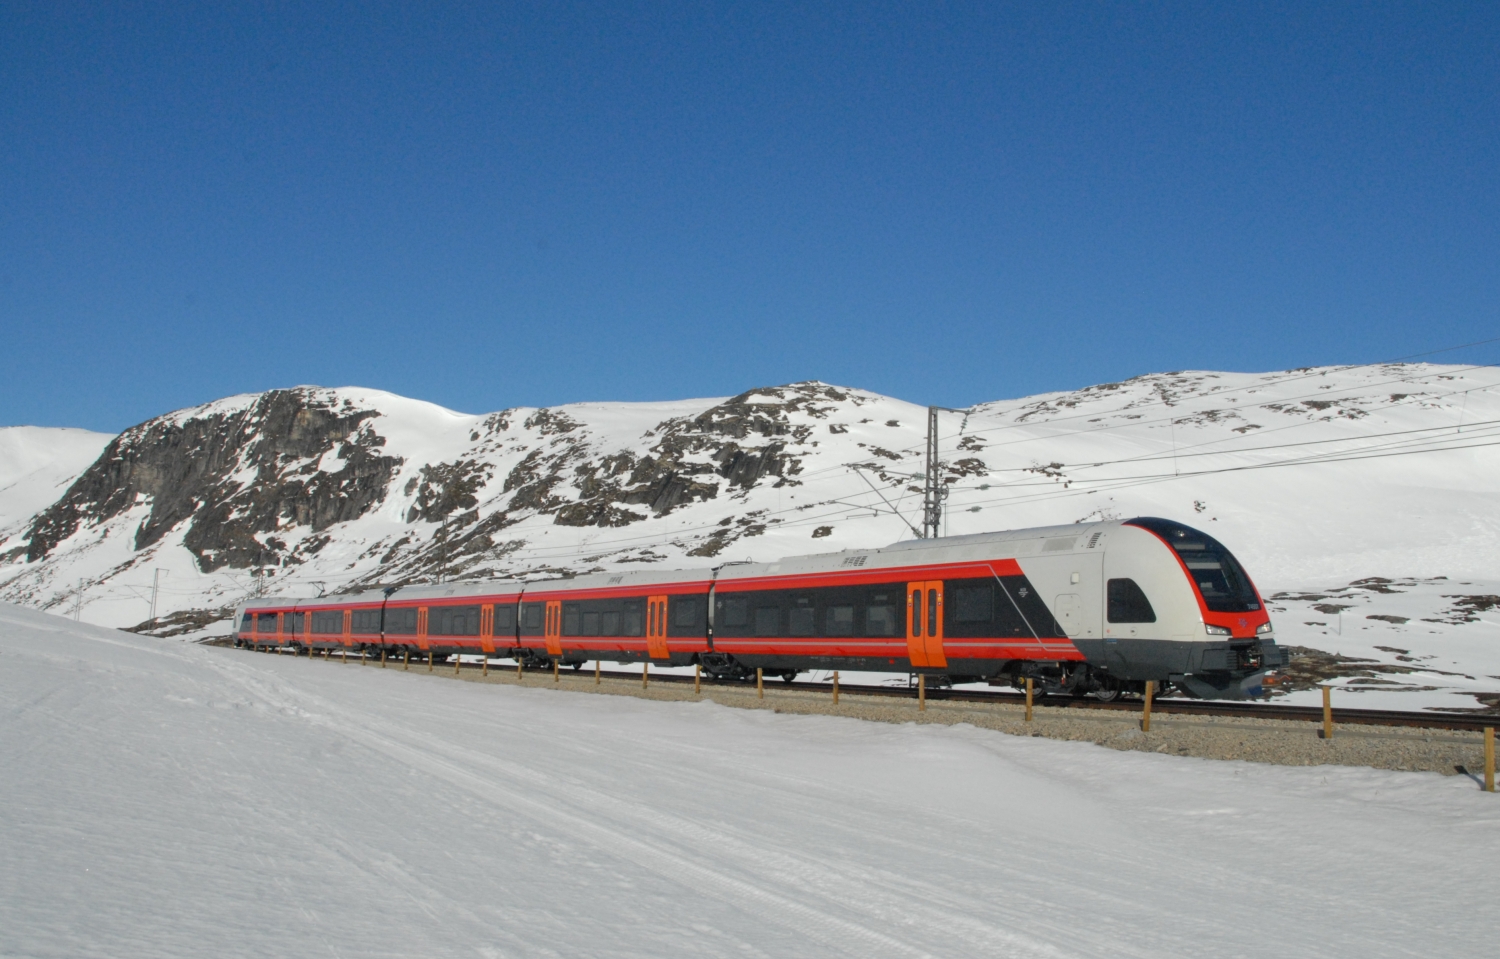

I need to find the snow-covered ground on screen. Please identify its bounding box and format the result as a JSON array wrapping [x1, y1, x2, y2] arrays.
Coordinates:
[[0, 426, 113, 532], [3, 601, 1496, 959]]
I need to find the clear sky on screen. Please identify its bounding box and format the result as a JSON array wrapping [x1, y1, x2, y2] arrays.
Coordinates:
[[3, 2, 1497, 432]]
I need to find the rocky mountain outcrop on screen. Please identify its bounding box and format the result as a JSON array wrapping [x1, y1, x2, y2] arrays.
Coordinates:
[[1, 365, 1496, 637], [22, 390, 402, 573]]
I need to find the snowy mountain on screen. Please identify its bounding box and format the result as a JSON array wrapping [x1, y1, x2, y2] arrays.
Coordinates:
[[2, 364, 1497, 699]]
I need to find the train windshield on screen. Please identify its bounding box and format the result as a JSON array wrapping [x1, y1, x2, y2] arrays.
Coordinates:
[[1125, 517, 1261, 613]]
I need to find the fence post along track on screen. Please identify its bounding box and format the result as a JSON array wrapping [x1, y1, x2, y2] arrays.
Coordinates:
[[403, 650, 410, 671], [1322, 686, 1334, 740], [455, 654, 461, 676], [1025, 677, 1033, 722], [554, 659, 560, 685], [1486, 727, 1495, 793], [756, 668, 764, 700], [832, 671, 839, 706], [694, 663, 701, 695], [642, 661, 649, 689], [918, 674, 927, 712], [1142, 680, 1153, 732], [595, 660, 600, 686]]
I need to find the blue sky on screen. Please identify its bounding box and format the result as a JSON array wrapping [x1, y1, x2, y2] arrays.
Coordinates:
[[2, 2, 1497, 432]]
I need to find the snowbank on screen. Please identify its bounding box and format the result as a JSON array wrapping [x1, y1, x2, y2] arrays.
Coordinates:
[[2, 602, 1495, 958]]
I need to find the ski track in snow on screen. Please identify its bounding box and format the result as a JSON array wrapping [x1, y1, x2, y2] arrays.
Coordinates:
[[3, 603, 1497, 959]]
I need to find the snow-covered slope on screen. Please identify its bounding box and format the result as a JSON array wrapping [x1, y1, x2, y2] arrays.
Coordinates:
[[0, 365, 1496, 654], [2, 601, 1494, 959], [0, 426, 113, 533]]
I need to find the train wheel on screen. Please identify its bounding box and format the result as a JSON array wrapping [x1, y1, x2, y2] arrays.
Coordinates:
[[1093, 687, 1120, 703]]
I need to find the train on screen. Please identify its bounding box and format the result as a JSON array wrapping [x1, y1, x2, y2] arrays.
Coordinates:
[[233, 516, 1287, 700]]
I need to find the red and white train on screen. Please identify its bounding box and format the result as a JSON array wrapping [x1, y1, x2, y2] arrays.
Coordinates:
[[234, 517, 1285, 699]]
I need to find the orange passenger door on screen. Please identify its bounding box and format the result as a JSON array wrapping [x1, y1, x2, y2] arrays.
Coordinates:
[[905, 581, 947, 669], [646, 595, 670, 660], [544, 601, 563, 658]]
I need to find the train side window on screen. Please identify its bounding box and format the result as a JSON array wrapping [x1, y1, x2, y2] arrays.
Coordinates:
[[386, 607, 419, 634], [865, 594, 898, 636], [601, 610, 621, 635], [788, 595, 815, 636], [311, 610, 343, 634], [754, 606, 779, 636], [351, 608, 382, 633], [493, 604, 516, 632], [622, 599, 645, 636], [953, 585, 992, 623], [1107, 579, 1156, 623], [257, 612, 278, 633], [669, 596, 705, 635], [582, 610, 601, 634], [431, 606, 481, 636], [720, 596, 749, 628], [562, 604, 581, 635], [521, 604, 545, 633], [826, 605, 855, 635]]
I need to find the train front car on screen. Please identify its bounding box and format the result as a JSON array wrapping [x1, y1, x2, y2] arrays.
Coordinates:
[[1071, 517, 1286, 700]]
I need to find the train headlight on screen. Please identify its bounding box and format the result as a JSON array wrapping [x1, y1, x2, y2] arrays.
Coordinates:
[[1256, 621, 1274, 635], [1205, 624, 1232, 636]]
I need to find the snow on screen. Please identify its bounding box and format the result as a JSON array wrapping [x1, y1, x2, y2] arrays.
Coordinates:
[[3, 601, 1497, 959], [0, 425, 113, 532]]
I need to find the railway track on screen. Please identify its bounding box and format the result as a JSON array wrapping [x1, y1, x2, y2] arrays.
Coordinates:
[[263, 646, 1500, 733], [589, 667, 1500, 733]]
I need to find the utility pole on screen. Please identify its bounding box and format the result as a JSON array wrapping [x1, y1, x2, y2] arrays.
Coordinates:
[[922, 405, 969, 539], [149, 569, 167, 622], [73, 580, 83, 622]]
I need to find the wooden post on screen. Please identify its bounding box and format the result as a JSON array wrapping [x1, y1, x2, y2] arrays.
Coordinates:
[[341, 648, 347, 664], [1485, 726, 1495, 793], [482, 656, 488, 677], [1322, 686, 1333, 740], [694, 662, 701, 695], [427, 652, 433, 673], [642, 661, 649, 689], [403, 649, 409, 671], [455, 653, 461, 675], [832, 671, 840, 705], [1025, 677, 1033, 722], [595, 660, 601, 686], [381, 649, 386, 668], [756, 668, 764, 699], [1142, 680, 1154, 732], [919, 673, 926, 711], [554, 659, 559, 684], [516, 659, 523, 680]]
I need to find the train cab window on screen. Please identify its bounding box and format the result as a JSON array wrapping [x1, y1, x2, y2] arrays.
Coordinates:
[[866, 594, 898, 636], [826, 605, 855, 636], [754, 606, 780, 636], [622, 600, 645, 636], [311, 610, 344, 634], [492, 604, 517, 633], [241, 613, 253, 631], [788, 596, 815, 636], [1107, 579, 1156, 623], [953, 585, 993, 624], [257, 612, 278, 633], [385, 607, 418, 634], [719, 596, 749, 628], [351, 609, 382, 633]]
